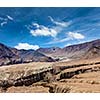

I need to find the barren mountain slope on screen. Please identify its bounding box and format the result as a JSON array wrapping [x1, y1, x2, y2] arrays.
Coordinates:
[[0, 43, 54, 66], [37, 39, 100, 61], [83, 46, 100, 59]]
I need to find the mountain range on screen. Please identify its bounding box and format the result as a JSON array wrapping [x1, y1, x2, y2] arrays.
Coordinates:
[[0, 39, 100, 66], [0, 43, 54, 66], [37, 39, 100, 61]]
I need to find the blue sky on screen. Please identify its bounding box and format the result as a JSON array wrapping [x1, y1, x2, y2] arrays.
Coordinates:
[[0, 7, 100, 50]]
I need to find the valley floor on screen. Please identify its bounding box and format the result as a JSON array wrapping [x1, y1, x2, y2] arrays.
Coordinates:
[[0, 58, 100, 93]]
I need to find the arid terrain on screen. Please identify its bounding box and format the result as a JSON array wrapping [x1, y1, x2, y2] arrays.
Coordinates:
[[0, 39, 100, 93], [0, 57, 100, 93]]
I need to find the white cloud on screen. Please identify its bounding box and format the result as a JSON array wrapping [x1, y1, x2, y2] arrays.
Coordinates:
[[15, 43, 39, 50], [30, 23, 57, 37], [32, 23, 39, 28], [46, 37, 70, 45], [0, 15, 14, 27], [26, 16, 71, 38], [0, 17, 7, 21], [64, 43, 72, 47], [67, 32, 85, 40], [45, 32, 85, 45], [0, 21, 7, 27], [48, 16, 71, 27], [7, 15, 13, 21]]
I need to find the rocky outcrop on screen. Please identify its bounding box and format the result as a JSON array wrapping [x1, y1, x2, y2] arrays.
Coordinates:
[[0, 65, 54, 90]]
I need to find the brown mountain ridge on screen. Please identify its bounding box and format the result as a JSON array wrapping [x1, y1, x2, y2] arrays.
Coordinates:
[[0, 39, 100, 66], [37, 39, 100, 60]]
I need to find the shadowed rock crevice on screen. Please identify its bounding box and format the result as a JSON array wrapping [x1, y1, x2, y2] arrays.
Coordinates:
[[41, 83, 71, 93]]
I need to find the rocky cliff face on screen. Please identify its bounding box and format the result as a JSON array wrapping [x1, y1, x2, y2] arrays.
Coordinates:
[[0, 62, 54, 90]]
